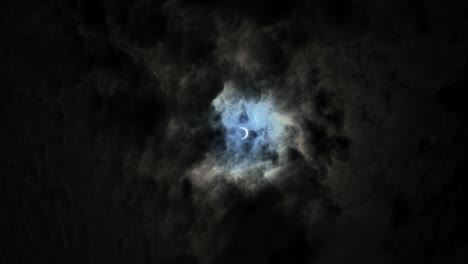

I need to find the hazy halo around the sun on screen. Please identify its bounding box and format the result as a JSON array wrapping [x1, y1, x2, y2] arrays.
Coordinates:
[[188, 82, 302, 188]]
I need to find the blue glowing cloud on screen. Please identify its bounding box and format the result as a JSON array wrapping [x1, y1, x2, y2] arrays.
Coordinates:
[[211, 84, 293, 174]]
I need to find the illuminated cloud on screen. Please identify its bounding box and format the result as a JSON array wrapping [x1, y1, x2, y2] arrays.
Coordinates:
[[189, 82, 304, 186]]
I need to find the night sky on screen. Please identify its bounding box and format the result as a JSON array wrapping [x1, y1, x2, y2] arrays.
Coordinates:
[[2, 0, 468, 263]]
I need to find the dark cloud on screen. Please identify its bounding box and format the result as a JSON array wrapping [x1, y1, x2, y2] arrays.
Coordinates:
[[2, 0, 468, 263]]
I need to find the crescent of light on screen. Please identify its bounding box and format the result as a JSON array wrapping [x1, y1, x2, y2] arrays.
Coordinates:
[[239, 127, 249, 139]]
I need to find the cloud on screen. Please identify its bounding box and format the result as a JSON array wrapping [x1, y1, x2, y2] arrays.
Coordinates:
[[5, 0, 468, 263]]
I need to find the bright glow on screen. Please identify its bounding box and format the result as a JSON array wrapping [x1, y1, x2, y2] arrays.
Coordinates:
[[210, 83, 295, 176], [188, 83, 307, 187]]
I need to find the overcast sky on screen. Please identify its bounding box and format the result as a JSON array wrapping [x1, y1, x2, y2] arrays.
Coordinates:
[[2, 0, 468, 263]]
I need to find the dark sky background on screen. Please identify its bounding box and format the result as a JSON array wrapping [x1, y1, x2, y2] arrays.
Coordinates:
[[2, 0, 468, 263]]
